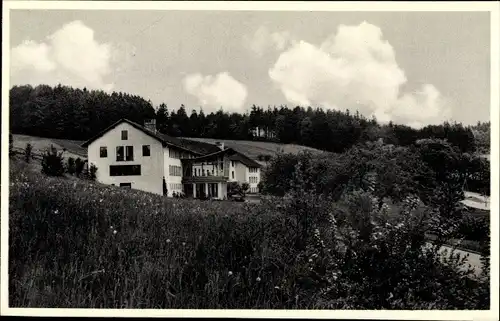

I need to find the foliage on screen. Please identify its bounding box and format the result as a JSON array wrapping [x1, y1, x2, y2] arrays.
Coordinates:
[[24, 143, 33, 163], [10, 84, 480, 154], [86, 163, 98, 181], [228, 182, 249, 197], [66, 157, 76, 175], [9, 133, 15, 157], [9, 159, 489, 309], [75, 157, 85, 177], [41, 145, 65, 176]]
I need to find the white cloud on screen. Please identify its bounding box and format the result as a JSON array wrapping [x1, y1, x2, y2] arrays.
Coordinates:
[[244, 26, 294, 57], [268, 21, 451, 128], [10, 20, 114, 91], [183, 72, 248, 113]]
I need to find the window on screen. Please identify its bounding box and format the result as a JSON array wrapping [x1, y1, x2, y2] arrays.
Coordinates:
[[121, 130, 128, 140], [231, 161, 235, 167], [169, 165, 182, 176], [120, 183, 132, 188], [100, 146, 107, 158], [232, 171, 235, 179], [126, 146, 134, 161], [110, 165, 141, 176], [142, 145, 151, 157], [116, 146, 124, 161]]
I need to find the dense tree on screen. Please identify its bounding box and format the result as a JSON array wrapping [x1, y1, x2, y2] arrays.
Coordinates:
[[10, 84, 486, 155]]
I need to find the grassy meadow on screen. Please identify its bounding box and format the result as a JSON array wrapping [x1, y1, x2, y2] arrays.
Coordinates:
[[8, 154, 490, 309]]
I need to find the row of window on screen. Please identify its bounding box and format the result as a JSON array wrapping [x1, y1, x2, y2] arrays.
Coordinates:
[[249, 167, 258, 173], [100, 145, 151, 161], [249, 187, 259, 193], [169, 149, 195, 159], [169, 165, 182, 176], [249, 176, 259, 184], [169, 183, 182, 191]]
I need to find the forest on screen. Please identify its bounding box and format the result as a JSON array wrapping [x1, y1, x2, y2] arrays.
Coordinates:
[[9, 84, 490, 155]]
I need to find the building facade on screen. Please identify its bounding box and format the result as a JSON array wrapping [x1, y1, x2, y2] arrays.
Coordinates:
[[82, 119, 261, 199]]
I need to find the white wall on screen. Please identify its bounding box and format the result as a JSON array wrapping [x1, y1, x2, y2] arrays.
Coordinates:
[[247, 167, 261, 193], [87, 122, 164, 195], [163, 146, 192, 196]]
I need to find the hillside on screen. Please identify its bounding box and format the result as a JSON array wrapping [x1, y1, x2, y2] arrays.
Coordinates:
[[12, 134, 327, 165], [13, 134, 87, 160], [181, 137, 327, 163]]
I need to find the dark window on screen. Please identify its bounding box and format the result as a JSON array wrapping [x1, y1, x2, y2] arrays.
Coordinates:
[[121, 130, 128, 140], [142, 145, 151, 156], [110, 165, 141, 176], [231, 161, 235, 167], [126, 146, 134, 161], [116, 146, 124, 161], [120, 183, 132, 188], [232, 171, 234, 179], [100, 147, 107, 158]]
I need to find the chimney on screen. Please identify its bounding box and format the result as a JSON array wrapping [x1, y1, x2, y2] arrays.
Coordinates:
[[144, 119, 156, 133], [215, 141, 225, 150]]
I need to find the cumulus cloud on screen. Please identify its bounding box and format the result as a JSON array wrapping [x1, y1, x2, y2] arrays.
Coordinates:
[[183, 72, 248, 113], [11, 20, 114, 91], [268, 21, 451, 128], [244, 26, 294, 57]]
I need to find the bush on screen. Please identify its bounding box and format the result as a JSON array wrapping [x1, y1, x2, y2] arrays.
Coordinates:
[[24, 143, 33, 163], [87, 163, 98, 181], [75, 157, 84, 177], [455, 214, 489, 242], [66, 157, 76, 175], [41, 145, 65, 176]]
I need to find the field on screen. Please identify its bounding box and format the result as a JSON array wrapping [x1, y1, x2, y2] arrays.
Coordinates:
[[12, 134, 87, 160], [181, 137, 327, 162], [8, 154, 489, 309]]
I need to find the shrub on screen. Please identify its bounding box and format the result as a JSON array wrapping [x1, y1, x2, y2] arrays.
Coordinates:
[[24, 143, 33, 163], [86, 163, 98, 181], [75, 157, 84, 177], [66, 157, 76, 175], [41, 145, 65, 176]]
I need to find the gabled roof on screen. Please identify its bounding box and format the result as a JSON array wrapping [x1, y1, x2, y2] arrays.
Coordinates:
[[228, 152, 262, 168], [181, 147, 262, 168], [81, 119, 206, 155]]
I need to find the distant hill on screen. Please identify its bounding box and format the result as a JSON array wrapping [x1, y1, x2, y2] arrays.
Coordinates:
[[12, 134, 327, 165]]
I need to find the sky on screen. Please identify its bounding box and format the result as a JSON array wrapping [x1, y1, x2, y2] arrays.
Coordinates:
[[9, 9, 491, 128]]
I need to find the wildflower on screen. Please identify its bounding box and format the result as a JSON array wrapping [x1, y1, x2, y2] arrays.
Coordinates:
[[256, 277, 261, 282], [113, 230, 117, 235], [53, 209, 59, 215], [308, 258, 313, 263], [274, 286, 280, 289], [182, 242, 186, 246], [228, 271, 233, 276], [166, 239, 171, 243], [110, 226, 113, 229]]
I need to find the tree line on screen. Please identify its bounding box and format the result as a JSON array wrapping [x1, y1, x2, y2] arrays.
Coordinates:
[[10, 84, 489, 154]]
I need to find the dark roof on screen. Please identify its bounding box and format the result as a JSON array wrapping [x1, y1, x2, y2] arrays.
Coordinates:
[[81, 119, 205, 155], [228, 152, 262, 168], [180, 147, 261, 168]]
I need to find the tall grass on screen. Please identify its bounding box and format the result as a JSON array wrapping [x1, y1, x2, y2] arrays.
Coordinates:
[[8, 160, 489, 309]]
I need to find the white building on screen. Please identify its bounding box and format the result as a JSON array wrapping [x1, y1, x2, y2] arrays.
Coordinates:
[[81, 118, 262, 198]]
